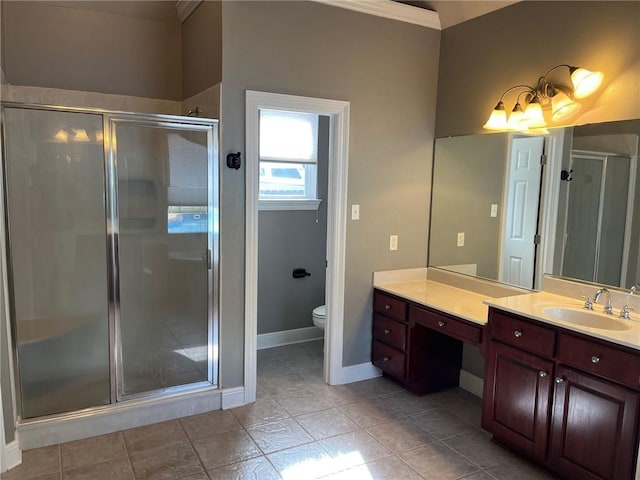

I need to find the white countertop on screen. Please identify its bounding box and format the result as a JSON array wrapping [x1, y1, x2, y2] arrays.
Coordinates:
[[374, 279, 493, 325], [485, 291, 640, 351]]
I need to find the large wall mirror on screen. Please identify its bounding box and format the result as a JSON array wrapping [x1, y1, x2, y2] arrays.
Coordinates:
[[429, 119, 640, 292]]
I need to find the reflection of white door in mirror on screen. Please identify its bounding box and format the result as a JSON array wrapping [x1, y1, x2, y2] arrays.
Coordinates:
[[499, 136, 544, 289]]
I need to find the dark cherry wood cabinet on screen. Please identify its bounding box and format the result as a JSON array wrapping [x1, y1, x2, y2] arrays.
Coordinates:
[[372, 289, 482, 395], [483, 307, 640, 480]]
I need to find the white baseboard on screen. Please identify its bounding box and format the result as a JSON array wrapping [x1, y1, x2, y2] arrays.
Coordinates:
[[460, 370, 484, 398], [257, 326, 323, 350], [334, 362, 382, 385], [2, 440, 21, 473], [221, 387, 245, 409]]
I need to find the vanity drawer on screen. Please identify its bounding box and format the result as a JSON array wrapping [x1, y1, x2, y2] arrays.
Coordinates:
[[372, 340, 406, 379], [557, 333, 640, 389], [490, 310, 556, 357], [373, 314, 407, 350], [373, 290, 408, 322], [410, 306, 482, 345]]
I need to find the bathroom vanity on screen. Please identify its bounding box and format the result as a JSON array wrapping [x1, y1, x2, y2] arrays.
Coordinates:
[[372, 270, 640, 480]]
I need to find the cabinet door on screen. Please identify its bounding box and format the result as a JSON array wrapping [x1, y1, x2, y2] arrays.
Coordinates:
[[482, 341, 553, 461], [549, 366, 640, 480]]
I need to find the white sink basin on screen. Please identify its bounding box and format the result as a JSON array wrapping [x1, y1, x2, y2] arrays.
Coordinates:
[[542, 307, 631, 331]]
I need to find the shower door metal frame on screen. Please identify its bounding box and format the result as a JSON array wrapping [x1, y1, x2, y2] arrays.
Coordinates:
[[0, 102, 220, 419], [107, 115, 219, 402]]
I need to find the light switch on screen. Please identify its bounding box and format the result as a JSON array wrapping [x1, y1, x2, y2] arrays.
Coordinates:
[[351, 204, 360, 220], [457, 232, 465, 247], [491, 204, 498, 217], [389, 235, 398, 251]]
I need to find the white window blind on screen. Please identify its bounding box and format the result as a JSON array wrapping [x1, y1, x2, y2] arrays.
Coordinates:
[[259, 109, 319, 163]]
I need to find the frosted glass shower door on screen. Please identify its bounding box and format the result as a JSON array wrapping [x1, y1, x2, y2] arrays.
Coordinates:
[[111, 120, 216, 398], [3, 107, 110, 418]]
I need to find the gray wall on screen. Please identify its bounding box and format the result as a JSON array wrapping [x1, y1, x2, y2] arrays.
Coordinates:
[[258, 117, 329, 335], [430, 134, 508, 279], [1, 1, 182, 100], [436, 1, 640, 138], [221, 1, 440, 373], [181, 0, 222, 99]]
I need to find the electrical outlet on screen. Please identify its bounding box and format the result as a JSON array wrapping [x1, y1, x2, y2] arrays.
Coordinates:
[[351, 204, 360, 220], [457, 232, 465, 247], [491, 204, 498, 217], [389, 235, 398, 251]]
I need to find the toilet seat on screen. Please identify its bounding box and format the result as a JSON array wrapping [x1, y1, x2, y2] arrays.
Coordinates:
[[312, 305, 326, 329]]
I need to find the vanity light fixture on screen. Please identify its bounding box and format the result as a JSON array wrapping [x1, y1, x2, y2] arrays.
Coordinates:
[[483, 64, 603, 131]]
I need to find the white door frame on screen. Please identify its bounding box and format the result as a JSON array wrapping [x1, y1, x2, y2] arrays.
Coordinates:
[[244, 91, 350, 404]]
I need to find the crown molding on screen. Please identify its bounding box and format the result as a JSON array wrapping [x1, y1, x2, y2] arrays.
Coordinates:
[[175, 0, 203, 23], [310, 0, 441, 30]]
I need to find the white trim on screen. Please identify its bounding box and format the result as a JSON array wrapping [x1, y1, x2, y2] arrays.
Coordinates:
[[175, 0, 203, 23], [2, 441, 20, 473], [221, 387, 246, 410], [335, 362, 382, 385], [257, 327, 324, 350], [311, 0, 441, 30], [259, 199, 322, 211], [459, 370, 484, 399], [17, 386, 223, 449], [246, 91, 350, 406]]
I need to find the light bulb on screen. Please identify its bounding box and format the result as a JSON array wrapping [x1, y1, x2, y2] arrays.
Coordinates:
[[551, 90, 581, 121], [570, 67, 604, 99], [483, 101, 508, 130]]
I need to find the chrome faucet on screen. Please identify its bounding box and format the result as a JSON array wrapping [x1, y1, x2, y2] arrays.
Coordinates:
[[630, 284, 640, 295], [593, 288, 613, 314]]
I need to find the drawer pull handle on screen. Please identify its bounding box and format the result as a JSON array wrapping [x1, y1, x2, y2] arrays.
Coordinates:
[[438, 321, 445, 327], [384, 329, 391, 334], [539, 371, 548, 378], [555, 377, 565, 384], [385, 304, 391, 310], [591, 355, 600, 364], [383, 356, 390, 362], [514, 330, 523, 338]]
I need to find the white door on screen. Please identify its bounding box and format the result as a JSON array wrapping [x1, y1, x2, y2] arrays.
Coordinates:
[[500, 137, 545, 288]]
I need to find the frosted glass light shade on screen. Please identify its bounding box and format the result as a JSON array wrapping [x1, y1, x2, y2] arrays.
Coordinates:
[[570, 68, 604, 99], [551, 91, 581, 121], [73, 129, 90, 142], [483, 101, 508, 130], [522, 101, 546, 128], [507, 103, 526, 130]]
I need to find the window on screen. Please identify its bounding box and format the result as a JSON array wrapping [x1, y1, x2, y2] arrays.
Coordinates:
[[259, 109, 321, 210], [168, 206, 208, 233]]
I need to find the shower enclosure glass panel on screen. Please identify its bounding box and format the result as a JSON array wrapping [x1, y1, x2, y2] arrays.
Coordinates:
[[3, 107, 110, 418], [112, 121, 213, 398]]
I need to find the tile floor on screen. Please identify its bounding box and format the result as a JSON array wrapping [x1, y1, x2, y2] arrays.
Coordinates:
[[1, 340, 556, 480]]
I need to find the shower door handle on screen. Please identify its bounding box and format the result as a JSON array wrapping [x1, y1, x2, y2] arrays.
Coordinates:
[[206, 249, 212, 270]]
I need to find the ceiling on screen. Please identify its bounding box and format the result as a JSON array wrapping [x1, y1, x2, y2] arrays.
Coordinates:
[[39, 1, 518, 29], [397, 1, 518, 29]]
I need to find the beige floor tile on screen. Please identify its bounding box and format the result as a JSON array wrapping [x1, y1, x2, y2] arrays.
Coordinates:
[[484, 460, 555, 479], [342, 377, 404, 398], [338, 399, 403, 428], [122, 420, 187, 455], [366, 418, 437, 453], [400, 442, 480, 480], [246, 418, 313, 454], [60, 432, 127, 470], [302, 383, 363, 406], [206, 456, 280, 480], [294, 408, 359, 440], [267, 443, 340, 480], [376, 389, 441, 417], [258, 374, 309, 398], [409, 407, 476, 439], [1, 445, 60, 480], [179, 473, 210, 480], [322, 454, 423, 480], [61, 457, 134, 480], [318, 430, 392, 469], [129, 442, 203, 480], [444, 430, 515, 469], [273, 389, 333, 417], [192, 429, 262, 469], [231, 398, 290, 428], [1, 474, 61, 480], [457, 472, 496, 480], [179, 410, 241, 441]]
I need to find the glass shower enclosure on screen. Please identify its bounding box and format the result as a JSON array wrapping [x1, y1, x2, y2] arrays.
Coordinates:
[[1, 104, 219, 419]]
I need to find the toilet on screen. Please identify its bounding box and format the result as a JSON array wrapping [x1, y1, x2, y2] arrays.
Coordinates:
[[312, 305, 326, 330]]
